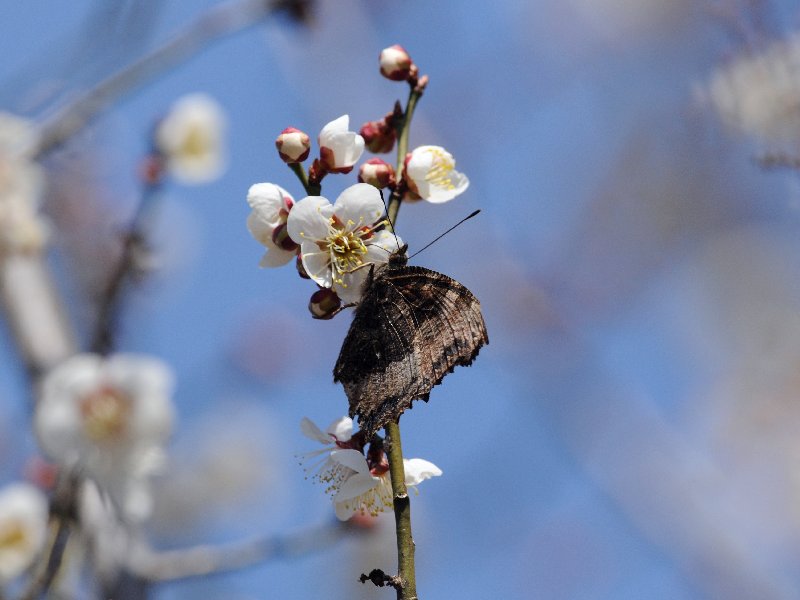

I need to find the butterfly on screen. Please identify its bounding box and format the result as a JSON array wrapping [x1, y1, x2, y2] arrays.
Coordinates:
[[333, 243, 488, 439]]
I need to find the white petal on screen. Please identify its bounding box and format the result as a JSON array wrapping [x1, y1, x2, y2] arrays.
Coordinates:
[[326, 132, 364, 168], [334, 499, 355, 521], [246, 212, 278, 247], [247, 183, 292, 212], [335, 269, 369, 304], [426, 171, 469, 204], [333, 183, 385, 227], [300, 417, 332, 444], [319, 115, 349, 143], [334, 472, 378, 502], [325, 416, 354, 442], [286, 196, 333, 244], [330, 449, 371, 475], [403, 458, 442, 486], [366, 230, 402, 260], [300, 243, 333, 288], [258, 247, 295, 268]]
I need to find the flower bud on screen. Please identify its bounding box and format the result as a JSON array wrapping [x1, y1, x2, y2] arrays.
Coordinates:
[[359, 118, 396, 153], [296, 254, 310, 279], [271, 223, 299, 252], [318, 115, 364, 174], [275, 127, 311, 163], [379, 45, 414, 81], [358, 158, 396, 189], [309, 288, 341, 320]]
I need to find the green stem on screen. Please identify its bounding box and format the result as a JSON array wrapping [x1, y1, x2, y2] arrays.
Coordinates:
[[385, 421, 417, 600], [288, 162, 313, 195], [387, 85, 424, 227]]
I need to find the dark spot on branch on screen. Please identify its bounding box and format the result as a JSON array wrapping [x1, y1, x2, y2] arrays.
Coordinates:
[[359, 568, 401, 590]]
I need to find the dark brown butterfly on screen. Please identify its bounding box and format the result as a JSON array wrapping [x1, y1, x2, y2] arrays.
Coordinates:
[[333, 244, 488, 439]]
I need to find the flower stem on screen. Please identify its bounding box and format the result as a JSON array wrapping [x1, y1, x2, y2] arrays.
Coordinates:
[[385, 421, 417, 600], [387, 84, 424, 226], [288, 162, 312, 195]]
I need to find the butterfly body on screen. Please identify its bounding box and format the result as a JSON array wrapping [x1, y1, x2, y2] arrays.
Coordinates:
[[333, 245, 488, 438]]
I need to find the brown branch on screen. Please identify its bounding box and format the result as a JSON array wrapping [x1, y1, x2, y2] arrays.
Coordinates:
[[385, 421, 417, 600]]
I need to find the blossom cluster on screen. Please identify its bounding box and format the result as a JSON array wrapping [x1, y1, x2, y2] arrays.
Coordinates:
[[246, 44, 469, 320]]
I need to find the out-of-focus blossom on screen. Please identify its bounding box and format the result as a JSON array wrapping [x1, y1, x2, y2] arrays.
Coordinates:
[[155, 93, 227, 184], [34, 354, 175, 521], [275, 127, 311, 163], [0, 113, 48, 256], [379, 45, 415, 81], [707, 34, 800, 142], [246, 183, 298, 267], [286, 183, 401, 303], [404, 145, 469, 203], [318, 115, 365, 174], [360, 117, 396, 154], [359, 158, 396, 189], [330, 450, 441, 521], [0, 482, 48, 581]]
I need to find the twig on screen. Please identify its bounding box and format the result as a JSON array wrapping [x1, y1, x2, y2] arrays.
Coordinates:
[[33, 0, 299, 158], [130, 520, 350, 582], [385, 422, 417, 600]]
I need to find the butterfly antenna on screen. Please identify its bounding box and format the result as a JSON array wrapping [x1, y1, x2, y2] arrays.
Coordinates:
[[378, 190, 401, 250], [409, 210, 481, 260]]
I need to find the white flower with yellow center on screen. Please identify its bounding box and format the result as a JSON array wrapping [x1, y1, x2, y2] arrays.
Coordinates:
[[286, 183, 402, 303], [299, 416, 361, 494], [155, 93, 227, 184], [329, 450, 441, 521], [404, 145, 469, 203], [0, 483, 48, 581], [34, 353, 175, 521]]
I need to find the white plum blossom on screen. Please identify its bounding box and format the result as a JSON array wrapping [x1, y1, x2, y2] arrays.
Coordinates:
[[0, 483, 48, 581], [299, 416, 361, 493], [707, 34, 800, 142], [287, 183, 402, 303], [0, 112, 48, 256], [34, 353, 175, 521], [330, 450, 441, 521], [246, 183, 298, 267], [155, 93, 227, 184], [404, 145, 469, 203], [318, 115, 365, 173]]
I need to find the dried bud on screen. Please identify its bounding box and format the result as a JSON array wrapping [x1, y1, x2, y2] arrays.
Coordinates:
[[358, 158, 396, 189], [359, 118, 396, 154], [309, 288, 342, 320], [379, 45, 414, 81], [275, 127, 311, 163]]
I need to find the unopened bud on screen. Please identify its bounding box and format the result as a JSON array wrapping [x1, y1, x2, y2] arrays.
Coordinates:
[[275, 127, 311, 163], [358, 158, 396, 189], [379, 45, 414, 81], [296, 254, 310, 279], [309, 288, 341, 320], [359, 118, 396, 153], [272, 223, 299, 252]]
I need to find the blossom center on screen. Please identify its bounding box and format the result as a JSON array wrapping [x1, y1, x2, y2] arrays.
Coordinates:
[[424, 148, 457, 190], [324, 218, 371, 283], [79, 385, 131, 442], [0, 520, 28, 552], [179, 125, 210, 159]]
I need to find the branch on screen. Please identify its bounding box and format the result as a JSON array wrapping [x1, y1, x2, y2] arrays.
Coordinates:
[[33, 0, 303, 158], [385, 421, 417, 600], [130, 520, 350, 582]]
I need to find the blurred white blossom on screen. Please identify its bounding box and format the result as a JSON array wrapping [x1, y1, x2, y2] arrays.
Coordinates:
[[287, 183, 401, 303], [34, 353, 175, 521], [300, 416, 359, 492], [246, 183, 298, 267], [318, 115, 365, 173], [156, 93, 227, 184], [0, 113, 48, 255], [707, 34, 800, 143], [0, 482, 48, 581], [404, 145, 469, 203], [329, 450, 441, 521]]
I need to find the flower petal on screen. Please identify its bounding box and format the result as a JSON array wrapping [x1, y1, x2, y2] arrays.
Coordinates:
[[334, 472, 378, 502], [333, 183, 385, 227], [300, 417, 331, 444], [286, 196, 333, 244], [319, 115, 349, 142], [325, 416, 354, 442], [330, 449, 371, 475], [403, 458, 442, 486], [300, 243, 333, 288], [258, 248, 295, 268]]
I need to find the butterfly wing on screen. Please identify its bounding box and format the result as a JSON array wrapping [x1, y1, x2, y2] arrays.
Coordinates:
[[334, 265, 488, 438]]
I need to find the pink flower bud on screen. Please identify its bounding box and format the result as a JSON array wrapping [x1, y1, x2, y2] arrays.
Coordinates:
[[359, 118, 396, 154], [358, 158, 396, 189], [275, 127, 311, 163], [309, 288, 342, 320], [379, 45, 414, 81]]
